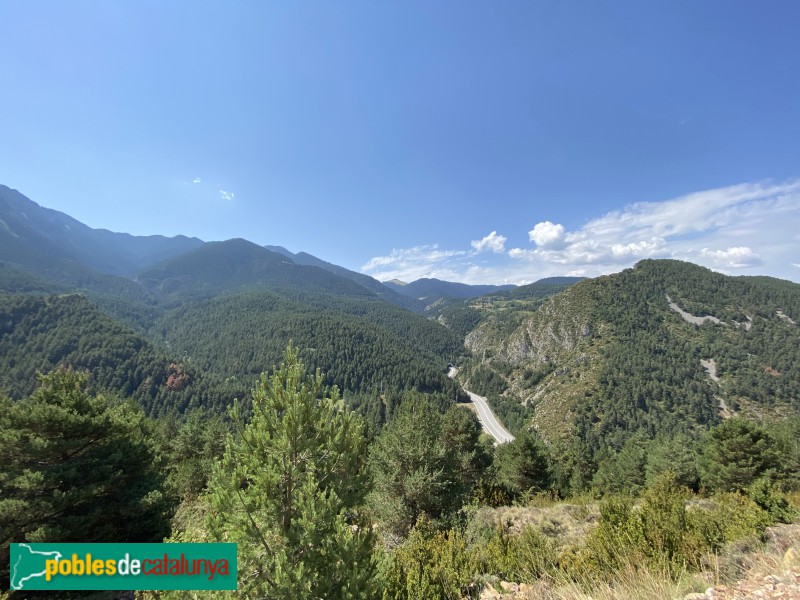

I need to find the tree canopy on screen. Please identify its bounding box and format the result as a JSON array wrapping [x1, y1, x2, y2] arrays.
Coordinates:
[[206, 344, 378, 598], [0, 368, 170, 588]]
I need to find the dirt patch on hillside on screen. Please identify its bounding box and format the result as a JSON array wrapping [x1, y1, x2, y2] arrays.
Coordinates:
[[701, 358, 720, 382], [666, 294, 725, 326]]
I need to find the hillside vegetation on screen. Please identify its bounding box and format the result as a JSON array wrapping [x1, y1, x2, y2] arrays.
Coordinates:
[[0, 291, 171, 403], [458, 260, 800, 490], [0, 188, 469, 420], [152, 289, 464, 412], [2, 187, 799, 598]]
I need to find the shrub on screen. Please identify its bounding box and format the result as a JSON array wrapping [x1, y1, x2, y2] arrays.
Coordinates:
[[689, 492, 771, 552], [473, 521, 558, 583], [505, 526, 558, 582], [745, 477, 795, 524], [381, 520, 477, 600], [578, 472, 705, 579], [577, 495, 643, 578]]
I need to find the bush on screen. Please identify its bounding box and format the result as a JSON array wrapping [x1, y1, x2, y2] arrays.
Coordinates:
[[571, 495, 642, 578], [473, 521, 558, 583], [746, 477, 795, 524], [505, 526, 558, 582], [688, 492, 771, 552], [636, 472, 700, 573], [381, 520, 477, 600], [577, 472, 707, 579]]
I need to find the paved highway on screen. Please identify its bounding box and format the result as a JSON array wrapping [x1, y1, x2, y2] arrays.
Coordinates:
[[448, 367, 515, 445]]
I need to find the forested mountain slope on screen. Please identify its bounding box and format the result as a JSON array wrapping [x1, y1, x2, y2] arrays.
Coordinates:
[[266, 245, 425, 312], [154, 290, 463, 404], [430, 277, 584, 343], [0, 188, 468, 418], [0, 286, 464, 418], [0, 291, 174, 408], [136, 238, 465, 398], [460, 260, 800, 452], [137, 238, 381, 306], [0, 186, 196, 329]]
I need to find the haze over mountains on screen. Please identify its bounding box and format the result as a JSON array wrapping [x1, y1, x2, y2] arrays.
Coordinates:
[[384, 278, 515, 304], [2, 184, 799, 445], [0, 185, 499, 417], [0, 185, 203, 278], [0, 185, 507, 311]]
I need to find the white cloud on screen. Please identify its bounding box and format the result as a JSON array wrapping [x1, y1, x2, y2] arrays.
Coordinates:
[[511, 180, 799, 273], [700, 247, 762, 268], [361, 245, 467, 282], [219, 189, 235, 201], [471, 231, 507, 253], [571, 180, 799, 242], [193, 177, 202, 184], [611, 238, 667, 259], [528, 221, 565, 248], [508, 248, 532, 260], [510, 235, 666, 266], [361, 180, 800, 285]]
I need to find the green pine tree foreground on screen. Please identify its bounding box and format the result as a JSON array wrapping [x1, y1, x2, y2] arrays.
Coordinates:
[[3, 346, 799, 599], [205, 344, 378, 598], [367, 396, 464, 540], [0, 368, 170, 591]]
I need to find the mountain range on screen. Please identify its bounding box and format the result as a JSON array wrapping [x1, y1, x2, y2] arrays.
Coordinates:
[[0, 186, 510, 418], [0, 184, 202, 277], [383, 278, 516, 308], [2, 184, 798, 456], [0, 184, 505, 312]]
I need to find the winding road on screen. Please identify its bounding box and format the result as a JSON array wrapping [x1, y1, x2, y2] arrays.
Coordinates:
[[448, 367, 515, 445]]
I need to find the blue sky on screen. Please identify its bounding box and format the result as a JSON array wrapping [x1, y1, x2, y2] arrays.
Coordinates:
[[1, 1, 798, 283]]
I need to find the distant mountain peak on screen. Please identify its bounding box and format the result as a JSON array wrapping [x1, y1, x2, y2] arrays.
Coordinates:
[[0, 184, 204, 277], [383, 277, 516, 307], [264, 245, 294, 257]]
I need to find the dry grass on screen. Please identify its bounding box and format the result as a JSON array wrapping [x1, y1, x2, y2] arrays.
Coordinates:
[[481, 559, 709, 600], [473, 500, 599, 549], [485, 522, 800, 600], [529, 569, 703, 600], [475, 500, 800, 600]]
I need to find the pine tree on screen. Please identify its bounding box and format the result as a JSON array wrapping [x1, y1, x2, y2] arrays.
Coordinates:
[[206, 344, 377, 598], [493, 430, 551, 498], [440, 407, 491, 499], [591, 435, 648, 495], [368, 395, 462, 540], [0, 368, 169, 589], [645, 434, 700, 491], [701, 418, 780, 492]]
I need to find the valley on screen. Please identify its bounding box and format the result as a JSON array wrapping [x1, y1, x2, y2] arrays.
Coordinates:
[[2, 186, 799, 598], [449, 365, 515, 445]]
